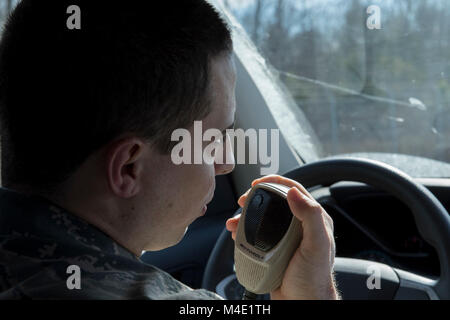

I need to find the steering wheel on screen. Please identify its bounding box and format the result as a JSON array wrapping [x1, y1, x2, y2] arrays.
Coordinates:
[[202, 158, 450, 299]]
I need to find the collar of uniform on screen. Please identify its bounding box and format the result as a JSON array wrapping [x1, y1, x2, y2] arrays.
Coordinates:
[[0, 187, 139, 261]]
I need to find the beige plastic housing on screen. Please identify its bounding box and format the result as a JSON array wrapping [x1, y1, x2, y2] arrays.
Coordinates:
[[234, 182, 303, 294]]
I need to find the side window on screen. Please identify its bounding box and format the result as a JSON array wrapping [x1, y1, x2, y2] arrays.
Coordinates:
[[0, 0, 18, 28], [0, 0, 18, 186]]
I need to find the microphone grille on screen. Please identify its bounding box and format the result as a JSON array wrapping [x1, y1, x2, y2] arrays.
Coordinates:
[[245, 189, 293, 252]]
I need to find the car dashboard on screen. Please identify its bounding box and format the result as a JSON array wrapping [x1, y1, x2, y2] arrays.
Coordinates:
[[311, 179, 447, 279]]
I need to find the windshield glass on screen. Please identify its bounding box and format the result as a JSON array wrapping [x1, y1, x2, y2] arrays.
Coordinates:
[[222, 0, 450, 176]]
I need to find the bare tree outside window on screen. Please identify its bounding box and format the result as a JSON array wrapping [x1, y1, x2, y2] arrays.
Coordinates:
[[223, 0, 450, 165]]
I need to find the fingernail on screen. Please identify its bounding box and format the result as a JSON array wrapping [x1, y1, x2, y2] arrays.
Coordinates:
[[252, 178, 261, 185]]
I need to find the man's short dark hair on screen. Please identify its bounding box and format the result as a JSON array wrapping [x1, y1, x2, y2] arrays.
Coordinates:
[[0, 0, 232, 195]]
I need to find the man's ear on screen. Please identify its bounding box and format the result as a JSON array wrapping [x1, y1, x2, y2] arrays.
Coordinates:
[[106, 137, 146, 198]]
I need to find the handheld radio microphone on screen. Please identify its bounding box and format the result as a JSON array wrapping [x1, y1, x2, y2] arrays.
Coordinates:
[[234, 182, 303, 297]]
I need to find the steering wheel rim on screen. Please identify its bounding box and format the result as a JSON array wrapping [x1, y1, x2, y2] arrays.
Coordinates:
[[202, 157, 450, 299]]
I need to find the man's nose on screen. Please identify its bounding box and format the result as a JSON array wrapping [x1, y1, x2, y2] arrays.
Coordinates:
[[215, 133, 235, 175], [215, 144, 235, 175], [215, 160, 235, 176]]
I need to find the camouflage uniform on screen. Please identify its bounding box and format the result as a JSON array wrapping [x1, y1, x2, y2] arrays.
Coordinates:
[[0, 188, 222, 299]]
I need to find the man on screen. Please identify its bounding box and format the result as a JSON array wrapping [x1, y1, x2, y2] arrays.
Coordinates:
[[0, 0, 338, 299]]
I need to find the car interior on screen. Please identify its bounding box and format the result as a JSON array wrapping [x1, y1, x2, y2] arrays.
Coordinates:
[[143, 0, 450, 300], [0, 0, 449, 300]]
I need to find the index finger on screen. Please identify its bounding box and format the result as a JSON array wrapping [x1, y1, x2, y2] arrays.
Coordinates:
[[251, 175, 315, 201]]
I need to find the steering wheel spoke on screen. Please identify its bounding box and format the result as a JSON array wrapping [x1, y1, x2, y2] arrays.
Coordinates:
[[394, 268, 439, 300]]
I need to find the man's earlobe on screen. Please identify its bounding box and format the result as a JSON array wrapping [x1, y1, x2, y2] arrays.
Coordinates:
[[106, 138, 145, 198]]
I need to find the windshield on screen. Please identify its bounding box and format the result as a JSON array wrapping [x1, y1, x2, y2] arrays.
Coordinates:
[[222, 0, 450, 175]]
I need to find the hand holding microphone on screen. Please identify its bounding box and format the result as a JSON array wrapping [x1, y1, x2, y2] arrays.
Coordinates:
[[226, 175, 339, 300]]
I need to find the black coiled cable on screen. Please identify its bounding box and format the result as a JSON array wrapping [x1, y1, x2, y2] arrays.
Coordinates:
[[242, 289, 258, 300]]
